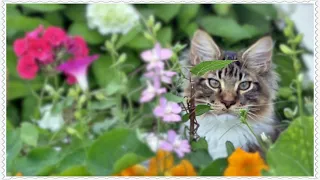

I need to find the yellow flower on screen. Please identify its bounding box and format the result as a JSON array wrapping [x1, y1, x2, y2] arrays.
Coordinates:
[[165, 160, 197, 176], [113, 164, 147, 176], [15, 172, 23, 176], [224, 148, 269, 176]]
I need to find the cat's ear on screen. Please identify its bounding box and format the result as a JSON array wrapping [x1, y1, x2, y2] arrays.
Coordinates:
[[241, 36, 274, 73], [190, 30, 221, 65]]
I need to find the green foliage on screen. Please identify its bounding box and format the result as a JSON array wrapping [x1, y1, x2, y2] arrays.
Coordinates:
[[200, 158, 228, 176], [190, 60, 234, 76], [265, 116, 314, 176], [150, 4, 181, 23], [87, 128, 154, 175], [20, 122, 39, 147], [68, 23, 105, 45]]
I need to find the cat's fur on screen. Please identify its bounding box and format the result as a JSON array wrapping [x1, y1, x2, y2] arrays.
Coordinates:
[[181, 30, 281, 160]]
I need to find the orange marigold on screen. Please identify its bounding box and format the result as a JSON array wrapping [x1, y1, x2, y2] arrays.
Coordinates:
[[113, 164, 147, 176], [165, 160, 197, 176], [145, 149, 174, 176], [224, 147, 269, 176]]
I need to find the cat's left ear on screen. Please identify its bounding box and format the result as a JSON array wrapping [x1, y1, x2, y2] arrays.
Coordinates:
[[241, 36, 274, 74]]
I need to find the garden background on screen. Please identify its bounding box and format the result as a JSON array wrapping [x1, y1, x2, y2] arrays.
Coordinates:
[[6, 3, 314, 176]]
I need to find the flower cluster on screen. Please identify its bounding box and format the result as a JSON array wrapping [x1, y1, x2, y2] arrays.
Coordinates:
[[86, 4, 140, 35], [139, 43, 181, 122], [13, 25, 98, 90], [139, 43, 190, 158]]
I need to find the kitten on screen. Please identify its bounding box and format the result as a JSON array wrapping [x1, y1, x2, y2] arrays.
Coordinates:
[[182, 30, 281, 160]]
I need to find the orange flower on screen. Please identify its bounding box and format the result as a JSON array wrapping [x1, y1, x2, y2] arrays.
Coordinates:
[[165, 160, 197, 176], [15, 172, 23, 176], [224, 148, 269, 176], [113, 164, 147, 176]]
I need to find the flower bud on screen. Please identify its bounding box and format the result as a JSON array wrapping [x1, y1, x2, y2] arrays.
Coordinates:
[[95, 92, 106, 100], [147, 15, 155, 27], [154, 22, 162, 33], [118, 53, 127, 63], [297, 73, 304, 83], [105, 41, 114, 51], [280, 44, 295, 55], [44, 84, 55, 95], [111, 34, 118, 43], [143, 32, 154, 42], [284, 108, 294, 119]]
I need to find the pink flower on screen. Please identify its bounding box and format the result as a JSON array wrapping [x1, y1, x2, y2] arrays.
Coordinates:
[[144, 64, 177, 84], [140, 43, 173, 70], [160, 130, 191, 158], [66, 36, 89, 58], [26, 25, 44, 39], [13, 38, 28, 57], [57, 55, 99, 91], [28, 38, 53, 64], [43, 27, 67, 46], [153, 97, 182, 122], [66, 74, 77, 85], [17, 54, 39, 79], [140, 79, 167, 103]]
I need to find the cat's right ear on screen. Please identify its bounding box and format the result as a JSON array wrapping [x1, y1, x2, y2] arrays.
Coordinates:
[[190, 30, 221, 65]]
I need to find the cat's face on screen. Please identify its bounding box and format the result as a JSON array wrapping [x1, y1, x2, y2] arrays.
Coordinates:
[[185, 30, 278, 121]]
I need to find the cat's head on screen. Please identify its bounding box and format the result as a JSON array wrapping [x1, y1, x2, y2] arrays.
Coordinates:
[[184, 30, 278, 122]]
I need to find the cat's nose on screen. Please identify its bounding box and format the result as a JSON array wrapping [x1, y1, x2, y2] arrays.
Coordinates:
[[221, 99, 236, 109]]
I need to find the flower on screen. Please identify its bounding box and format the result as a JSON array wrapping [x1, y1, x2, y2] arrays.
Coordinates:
[[146, 150, 196, 176], [17, 54, 39, 79], [65, 36, 89, 58], [160, 130, 191, 158], [139, 132, 166, 152], [141, 43, 173, 71], [43, 27, 67, 46], [57, 55, 99, 91], [15, 172, 23, 176], [13, 38, 28, 57], [86, 4, 139, 35], [113, 165, 147, 176], [165, 160, 197, 176], [26, 25, 44, 39], [224, 148, 269, 176], [28, 38, 53, 63], [144, 65, 177, 84], [153, 97, 182, 122], [37, 104, 64, 132], [140, 80, 166, 103]]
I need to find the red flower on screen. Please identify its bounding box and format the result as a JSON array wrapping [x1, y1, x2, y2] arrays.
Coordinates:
[[43, 27, 67, 47], [66, 74, 77, 84], [26, 25, 44, 39], [17, 54, 39, 79], [13, 38, 28, 57], [66, 36, 89, 58], [28, 38, 53, 64]]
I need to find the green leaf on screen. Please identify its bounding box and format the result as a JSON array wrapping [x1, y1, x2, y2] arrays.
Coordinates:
[[6, 47, 19, 78], [6, 128, 23, 173], [88, 99, 117, 110], [195, 104, 211, 116], [178, 4, 200, 28], [243, 4, 277, 19], [157, 27, 172, 46], [183, 23, 198, 38], [22, 4, 66, 12], [225, 141, 235, 156], [64, 4, 86, 22], [59, 166, 91, 176], [151, 4, 181, 23], [184, 149, 212, 169], [164, 93, 184, 103], [15, 147, 62, 175], [113, 153, 145, 174], [200, 158, 228, 176], [92, 55, 114, 88], [7, 78, 43, 100], [116, 25, 142, 49], [191, 137, 208, 151], [266, 116, 314, 176], [22, 95, 38, 121], [126, 33, 153, 50], [213, 4, 232, 16], [199, 16, 260, 43], [68, 22, 104, 44], [20, 122, 39, 147], [7, 15, 51, 33], [190, 60, 234, 76], [44, 12, 63, 27], [87, 128, 154, 175], [55, 149, 86, 174]]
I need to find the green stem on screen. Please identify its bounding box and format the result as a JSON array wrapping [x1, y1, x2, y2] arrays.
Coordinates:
[[244, 121, 267, 152]]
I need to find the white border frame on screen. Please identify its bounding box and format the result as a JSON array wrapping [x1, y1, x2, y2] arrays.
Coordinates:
[[0, 0, 318, 179]]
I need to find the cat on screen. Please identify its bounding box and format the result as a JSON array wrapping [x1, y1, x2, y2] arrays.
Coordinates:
[[181, 30, 281, 160]]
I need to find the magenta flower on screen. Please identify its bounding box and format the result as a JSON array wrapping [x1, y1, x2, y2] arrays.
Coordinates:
[[26, 25, 44, 39], [140, 43, 173, 70], [144, 65, 177, 84], [57, 55, 99, 91], [160, 130, 191, 158], [140, 79, 167, 103], [153, 97, 182, 122]]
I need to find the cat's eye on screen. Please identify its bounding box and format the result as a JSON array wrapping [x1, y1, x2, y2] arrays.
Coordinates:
[[238, 81, 251, 90], [208, 79, 220, 88]]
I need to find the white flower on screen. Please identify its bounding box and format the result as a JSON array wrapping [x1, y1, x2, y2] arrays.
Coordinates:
[[260, 132, 268, 142], [86, 4, 140, 35], [37, 104, 64, 132]]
